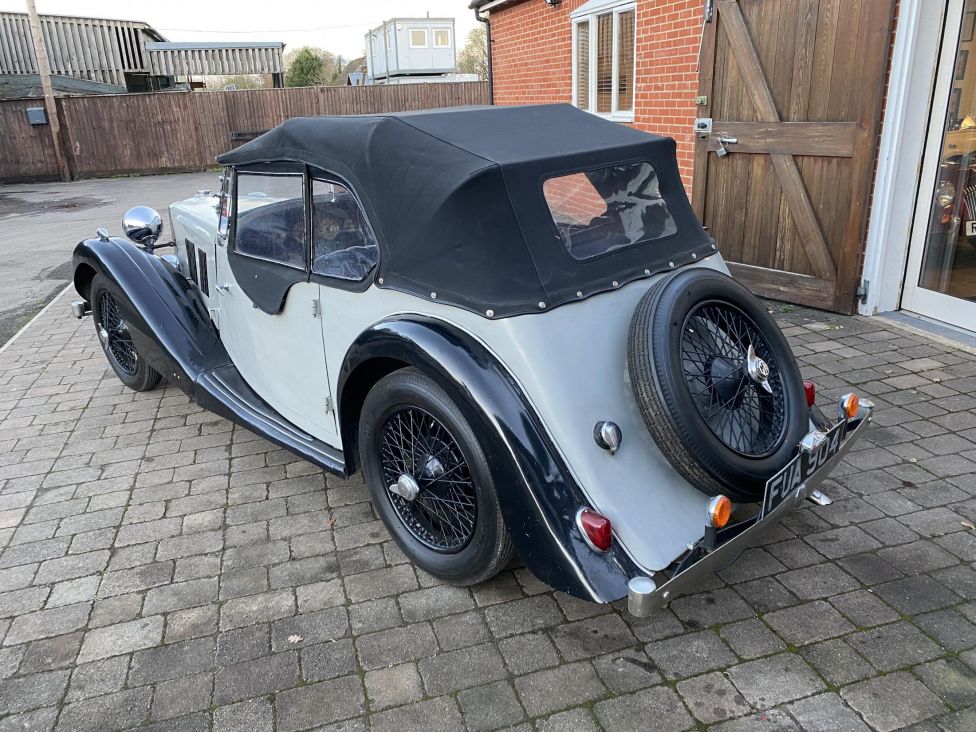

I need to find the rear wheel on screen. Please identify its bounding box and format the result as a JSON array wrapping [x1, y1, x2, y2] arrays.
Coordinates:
[[358, 368, 513, 585], [90, 275, 162, 392]]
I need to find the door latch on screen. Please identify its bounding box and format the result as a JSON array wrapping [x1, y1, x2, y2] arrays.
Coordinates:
[[714, 137, 738, 158], [215, 282, 234, 294]]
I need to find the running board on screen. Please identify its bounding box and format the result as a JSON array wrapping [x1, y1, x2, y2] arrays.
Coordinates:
[[195, 365, 347, 477]]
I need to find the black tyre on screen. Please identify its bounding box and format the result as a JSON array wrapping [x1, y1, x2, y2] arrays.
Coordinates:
[[358, 368, 513, 585], [90, 275, 162, 392], [628, 269, 808, 502]]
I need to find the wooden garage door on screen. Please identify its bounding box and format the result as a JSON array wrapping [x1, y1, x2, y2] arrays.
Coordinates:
[[692, 0, 896, 313]]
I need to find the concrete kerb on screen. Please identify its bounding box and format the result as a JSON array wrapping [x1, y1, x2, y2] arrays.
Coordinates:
[[0, 282, 73, 356]]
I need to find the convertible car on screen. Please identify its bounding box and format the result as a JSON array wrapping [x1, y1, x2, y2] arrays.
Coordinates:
[[70, 105, 871, 615]]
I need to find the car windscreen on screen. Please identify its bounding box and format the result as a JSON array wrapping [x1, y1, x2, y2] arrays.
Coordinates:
[[542, 161, 677, 260]]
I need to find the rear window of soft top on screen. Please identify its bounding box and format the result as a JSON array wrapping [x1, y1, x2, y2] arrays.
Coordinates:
[[542, 161, 677, 260]]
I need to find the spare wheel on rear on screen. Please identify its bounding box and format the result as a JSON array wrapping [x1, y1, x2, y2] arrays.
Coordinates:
[[628, 268, 808, 503]]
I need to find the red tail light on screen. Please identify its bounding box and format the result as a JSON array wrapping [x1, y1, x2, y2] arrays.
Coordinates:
[[803, 380, 816, 408], [576, 508, 612, 553]]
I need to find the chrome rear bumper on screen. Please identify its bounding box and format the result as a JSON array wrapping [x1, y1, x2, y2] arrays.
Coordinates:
[[627, 400, 873, 616]]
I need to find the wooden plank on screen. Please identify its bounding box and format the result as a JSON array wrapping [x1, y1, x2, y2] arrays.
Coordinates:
[[832, 0, 897, 314], [718, 0, 836, 282], [726, 262, 836, 308], [705, 121, 856, 157]]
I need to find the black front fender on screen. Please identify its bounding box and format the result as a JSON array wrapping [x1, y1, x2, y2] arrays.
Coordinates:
[[73, 237, 229, 394], [338, 316, 638, 602]]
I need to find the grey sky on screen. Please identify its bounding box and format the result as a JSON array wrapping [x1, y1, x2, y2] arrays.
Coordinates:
[[1, 1, 479, 61]]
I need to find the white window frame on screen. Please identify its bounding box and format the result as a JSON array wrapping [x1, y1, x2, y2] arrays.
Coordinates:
[[409, 28, 429, 48], [433, 28, 451, 48], [571, 1, 636, 122]]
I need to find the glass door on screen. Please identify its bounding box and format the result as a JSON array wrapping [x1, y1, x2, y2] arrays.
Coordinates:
[[903, 0, 976, 330]]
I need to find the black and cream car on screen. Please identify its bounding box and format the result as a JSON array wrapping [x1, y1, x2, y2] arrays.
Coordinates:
[[71, 105, 871, 614]]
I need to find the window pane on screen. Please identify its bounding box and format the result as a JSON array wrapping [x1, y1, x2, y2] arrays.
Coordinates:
[[311, 180, 378, 281], [543, 162, 678, 260], [576, 22, 589, 110], [235, 174, 305, 269], [434, 29, 450, 47], [410, 29, 427, 47], [617, 10, 635, 112], [596, 13, 613, 114]]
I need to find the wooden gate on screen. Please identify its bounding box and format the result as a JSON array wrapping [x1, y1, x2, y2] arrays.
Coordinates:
[[692, 0, 895, 313]]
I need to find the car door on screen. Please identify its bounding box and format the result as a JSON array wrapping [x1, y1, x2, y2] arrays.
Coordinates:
[[212, 165, 339, 443]]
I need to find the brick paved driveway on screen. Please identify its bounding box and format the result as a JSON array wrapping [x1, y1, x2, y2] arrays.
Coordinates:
[[1, 293, 975, 731]]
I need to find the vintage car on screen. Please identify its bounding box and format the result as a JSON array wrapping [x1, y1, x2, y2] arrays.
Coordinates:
[[70, 105, 871, 615]]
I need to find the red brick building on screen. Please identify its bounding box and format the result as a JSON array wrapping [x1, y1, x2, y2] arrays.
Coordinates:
[[471, 0, 976, 336], [484, 0, 704, 184]]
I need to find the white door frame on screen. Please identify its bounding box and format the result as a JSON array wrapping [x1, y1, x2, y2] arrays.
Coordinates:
[[859, 0, 947, 316], [900, 0, 976, 331]]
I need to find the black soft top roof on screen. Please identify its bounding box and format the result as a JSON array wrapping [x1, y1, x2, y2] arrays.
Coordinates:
[[217, 104, 713, 317]]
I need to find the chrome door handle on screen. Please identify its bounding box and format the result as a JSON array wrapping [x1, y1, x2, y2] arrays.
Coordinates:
[[215, 283, 234, 294], [717, 137, 738, 144]]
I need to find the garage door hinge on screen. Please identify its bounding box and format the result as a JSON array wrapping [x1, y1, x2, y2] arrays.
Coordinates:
[[324, 396, 334, 414], [856, 280, 869, 304], [312, 299, 322, 318]]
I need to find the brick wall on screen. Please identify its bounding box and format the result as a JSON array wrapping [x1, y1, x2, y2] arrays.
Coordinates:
[[489, 0, 703, 185]]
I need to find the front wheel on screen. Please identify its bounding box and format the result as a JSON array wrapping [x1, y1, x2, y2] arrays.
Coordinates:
[[358, 368, 513, 585], [90, 275, 162, 392]]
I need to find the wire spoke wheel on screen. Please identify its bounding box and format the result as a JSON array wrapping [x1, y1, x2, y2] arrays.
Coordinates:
[[379, 407, 477, 553], [96, 291, 138, 376], [680, 300, 787, 458]]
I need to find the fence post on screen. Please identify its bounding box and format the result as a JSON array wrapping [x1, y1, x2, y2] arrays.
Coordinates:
[[25, 0, 70, 181]]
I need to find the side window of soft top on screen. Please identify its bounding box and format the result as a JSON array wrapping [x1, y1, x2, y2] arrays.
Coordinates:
[[234, 172, 306, 269], [310, 178, 378, 282]]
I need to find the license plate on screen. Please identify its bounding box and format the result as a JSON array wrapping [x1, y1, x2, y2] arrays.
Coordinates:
[[760, 420, 846, 518], [966, 221, 976, 237]]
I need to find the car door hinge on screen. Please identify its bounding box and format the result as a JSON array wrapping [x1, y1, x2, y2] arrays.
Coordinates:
[[856, 280, 869, 305], [324, 396, 334, 414], [312, 299, 322, 318]]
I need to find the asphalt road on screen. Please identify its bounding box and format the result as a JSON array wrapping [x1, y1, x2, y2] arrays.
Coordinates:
[[0, 172, 215, 346]]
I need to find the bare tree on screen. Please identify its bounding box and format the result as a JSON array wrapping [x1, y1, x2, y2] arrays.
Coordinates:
[[457, 27, 488, 81], [214, 74, 270, 90]]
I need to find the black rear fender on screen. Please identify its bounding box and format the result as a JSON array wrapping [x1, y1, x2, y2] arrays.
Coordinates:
[[338, 316, 638, 602]]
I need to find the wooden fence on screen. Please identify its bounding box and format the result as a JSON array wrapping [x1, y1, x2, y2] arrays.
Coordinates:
[[0, 82, 489, 183]]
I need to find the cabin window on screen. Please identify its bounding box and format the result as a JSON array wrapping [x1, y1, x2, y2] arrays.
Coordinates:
[[543, 161, 676, 260], [234, 173, 306, 270], [572, 1, 636, 121], [310, 179, 378, 282], [409, 29, 428, 48], [433, 29, 451, 48]]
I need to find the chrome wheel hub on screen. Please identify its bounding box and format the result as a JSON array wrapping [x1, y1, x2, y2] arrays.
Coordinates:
[[388, 473, 420, 502], [745, 343, 773, 394], [379, 407, 478, 553]]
